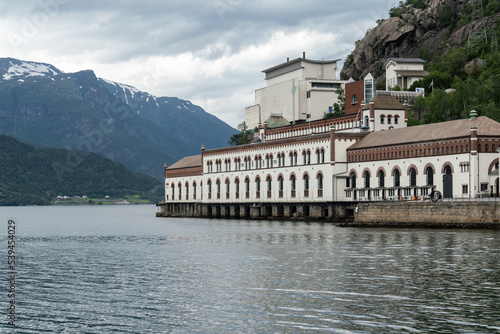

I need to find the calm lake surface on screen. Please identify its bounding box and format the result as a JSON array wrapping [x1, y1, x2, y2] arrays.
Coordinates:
[[1, 205, 500, 333]]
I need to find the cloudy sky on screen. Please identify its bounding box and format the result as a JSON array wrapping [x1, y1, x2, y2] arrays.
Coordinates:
[[0, 0, 400, 128]]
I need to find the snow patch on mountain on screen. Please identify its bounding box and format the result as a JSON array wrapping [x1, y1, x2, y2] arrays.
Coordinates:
[[99, 78, 141, 105], [2, 60, 60, 81]]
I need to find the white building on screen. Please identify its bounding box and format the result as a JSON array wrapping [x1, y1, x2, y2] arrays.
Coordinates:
[[385, 58, 428, 91], [160, 58, 500, 219], [245, 54, 346, 129]]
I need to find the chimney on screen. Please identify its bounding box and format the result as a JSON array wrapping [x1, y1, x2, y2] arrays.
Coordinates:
[[470, 126, 478, 156], [404, 102, 408, 123], [303, 51, 306, 59]]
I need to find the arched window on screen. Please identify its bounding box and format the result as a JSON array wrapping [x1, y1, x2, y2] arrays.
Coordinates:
[[394, 115, 399, 124], [225, 179, 230, 193], [193, 182, 197, 198], [278, 153, 281, 167], [307, 150, 311, 164], [317, 173, 324, 197], [316, 149, 320, 163], [317, 173, 323, 190], [278, 175, 284, 198], [378, 170, 385, 188], [350, 172, 356, 188], [302, 151, 307, 165], [266, 176, 272, 198], [364, 171, 370, 188], [291, 175, 296, 197], [426, 167, 434, 186], [185, 182, 189, 198], [255, 177, 260, 192], [387, 115, 392, 124], [365, 115, 369, 127], [216, 179, 221, 199], [245, 178, 250, 198], [304, 174, 309, 197], [409, 168, 417, 187], [394, 169, 400, 187], [321, 149, 325, 163], [380, 115, 385, 124], [290, 152, 294, 166]]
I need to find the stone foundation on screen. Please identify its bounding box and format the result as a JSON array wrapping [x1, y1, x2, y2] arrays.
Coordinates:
[[348, 201, 500, 228], [156, 201, 356, 221]]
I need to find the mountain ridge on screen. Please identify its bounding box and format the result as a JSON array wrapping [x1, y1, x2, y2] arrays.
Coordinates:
[[0, 57, 237, 180]]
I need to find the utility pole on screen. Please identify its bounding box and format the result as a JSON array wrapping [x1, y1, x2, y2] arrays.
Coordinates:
[[492, 19, 498, 53], [468, 0, 488, 53]]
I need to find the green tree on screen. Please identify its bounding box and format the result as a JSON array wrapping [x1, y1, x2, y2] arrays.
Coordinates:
[[332, 86, 345, 116], [228, 122, 253, 146]]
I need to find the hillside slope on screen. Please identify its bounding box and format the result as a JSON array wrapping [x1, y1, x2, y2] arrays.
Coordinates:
[[0, 135, 163, 206]]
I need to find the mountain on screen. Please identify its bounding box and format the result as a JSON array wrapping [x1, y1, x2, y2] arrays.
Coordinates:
[[98, 78, 238, 153], [0, 134, 163, 206], [340, 0, 499, 84], [0, 58, 237, 180]]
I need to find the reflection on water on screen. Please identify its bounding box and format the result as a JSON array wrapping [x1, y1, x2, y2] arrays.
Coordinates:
[[1, 205, 500, 333]]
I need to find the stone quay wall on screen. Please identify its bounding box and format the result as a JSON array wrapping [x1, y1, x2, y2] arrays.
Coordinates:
[[351, 201, 500, 228]]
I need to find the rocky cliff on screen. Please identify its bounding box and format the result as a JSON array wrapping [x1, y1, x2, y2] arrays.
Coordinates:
[[340, 0, 499, 83]]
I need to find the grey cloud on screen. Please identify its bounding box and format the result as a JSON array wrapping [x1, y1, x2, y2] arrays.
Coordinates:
[[1, 0, 401, 127]]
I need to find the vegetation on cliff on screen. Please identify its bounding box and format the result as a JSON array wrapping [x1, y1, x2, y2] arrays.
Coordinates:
[[341, 0, 500, 125]]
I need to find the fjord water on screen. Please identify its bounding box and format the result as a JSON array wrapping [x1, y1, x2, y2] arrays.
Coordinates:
[[1, 205, 500, 333]]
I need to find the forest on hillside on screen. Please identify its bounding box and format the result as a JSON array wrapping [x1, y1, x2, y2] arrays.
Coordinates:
[[0, 135, 163, 206], [388, 0, 500, 125]]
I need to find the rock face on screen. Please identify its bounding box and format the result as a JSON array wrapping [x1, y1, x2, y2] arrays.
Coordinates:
[[340, 0, 496, 83]]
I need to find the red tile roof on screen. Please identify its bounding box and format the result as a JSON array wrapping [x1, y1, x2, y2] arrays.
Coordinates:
[[348, 116, 500, 150]]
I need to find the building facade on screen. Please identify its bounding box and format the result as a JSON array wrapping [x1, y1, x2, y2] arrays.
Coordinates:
[[245, 54, 345, 129], [385, 58, 428, 91], [160, 58, 500, 219]]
